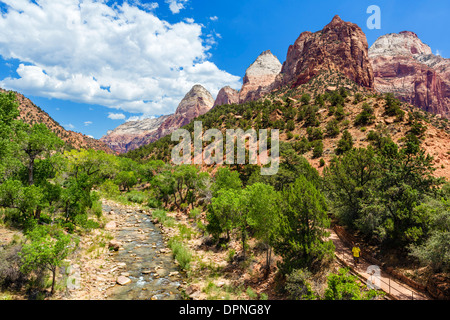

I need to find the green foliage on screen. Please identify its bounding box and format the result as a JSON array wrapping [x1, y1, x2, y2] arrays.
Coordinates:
[[245, 183, 280, 269], [274, 176, 334, 274], [168, 238, 192, 271], [300, 93, 311, 105], [384, 93, 405, 121], [325, 138, 443, 246], [312, 140, 323, 159], [212, 167, 242, 197], [354, 103, 375, 126], [285, 269, 317, 300], [325, 119, 340, 137], [20, 225, 77, 294], [324, 268, 381, 300], [409, 188, 450, 272], [335, 130, 353, 155], [115, 171, 137, 191]]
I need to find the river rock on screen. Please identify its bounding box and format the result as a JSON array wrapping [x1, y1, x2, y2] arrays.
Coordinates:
[[105, 221, 116, 230], [108, 240, 122, 251], [116, 276, 131, 286]]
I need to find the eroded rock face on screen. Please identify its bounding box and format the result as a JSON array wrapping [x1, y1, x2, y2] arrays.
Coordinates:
[[239, 50, 282, 103], [214, 86, 240, 107], [276, 15, 374, 89], [157, 84, 214, 139], [369, 31, 450, 118], [100, 115, 170, 154]]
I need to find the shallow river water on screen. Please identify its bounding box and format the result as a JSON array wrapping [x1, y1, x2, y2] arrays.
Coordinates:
[[103, 204, 183, 300]]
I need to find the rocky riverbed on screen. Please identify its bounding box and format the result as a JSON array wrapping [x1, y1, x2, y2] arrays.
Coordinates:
[[62, 200, 184, 300]]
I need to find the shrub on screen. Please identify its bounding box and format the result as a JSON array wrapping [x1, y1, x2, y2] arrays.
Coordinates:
[[324, 268, 381, 300], [326, 119, 340, 137], [285, 269, 316, 300], [335, 130, 353, 155], [0, 244, 27, 289], [168, 239, 192, 270], [312, 140, 324, 158], [354, 103, 375, 126]]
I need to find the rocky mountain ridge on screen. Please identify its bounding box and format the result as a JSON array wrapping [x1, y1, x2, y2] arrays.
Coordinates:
[[101, 85, 214, 153], [369, 31, 450, 118], [1, 88, 113, 153]]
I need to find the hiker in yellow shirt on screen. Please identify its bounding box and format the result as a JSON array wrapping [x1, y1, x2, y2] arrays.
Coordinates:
[[352, 243, 361, 267]]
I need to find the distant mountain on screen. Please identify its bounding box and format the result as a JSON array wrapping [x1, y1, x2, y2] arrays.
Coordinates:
[[2, 88, 113, 153], [100, 116, 170, 154], [369, 31, 450, 119], [101, 85, 214, 153]]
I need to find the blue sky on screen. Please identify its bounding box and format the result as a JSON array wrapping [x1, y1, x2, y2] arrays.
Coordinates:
[[0, 0, 448, 139]]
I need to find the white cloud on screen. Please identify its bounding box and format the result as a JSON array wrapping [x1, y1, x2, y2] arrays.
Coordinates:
[[64, 123, 75, 130], [108, 112, 126, 120], [0, 0, 241, 117], [436, 49, 442, 57], [84, 121, 93, 126], [165, 0, 189, 14], [210, 16, 218, 21]]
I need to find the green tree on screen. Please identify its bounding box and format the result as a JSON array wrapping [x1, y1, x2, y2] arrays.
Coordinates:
[[0, 91, 24, 181], [335, 130, 353, 155], [212, 167, 242, 197], [20, 225, 77, 294], [208, 188, 241, 241], [246, 183, 280, 271], [324, 147, 378, 229], [115, 171, 138, 191], [21, 123, 63, 185], [326, 119, 340, 138], [274, 176, 334, 274], [285, 269, 317, 300], [300, 93, 311, 105]]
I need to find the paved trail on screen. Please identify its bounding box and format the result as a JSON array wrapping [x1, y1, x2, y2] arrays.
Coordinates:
[[328, 230, 430, 300]]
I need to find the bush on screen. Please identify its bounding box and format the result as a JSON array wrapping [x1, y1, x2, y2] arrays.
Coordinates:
[[324, 268, 381, 300], [189, 207, 201, 220], [335, 130, 353, 155], [0, 244, 27, 289], [126, 191, 146, 204], [152, 209, 175, 227], [326, 119, 340, 137], [312, 140, 323, 158], [285, 269, 316, 300], [168, 239, 192, 270], [354, 103, 375, 126], [99, 180, 120, 198]]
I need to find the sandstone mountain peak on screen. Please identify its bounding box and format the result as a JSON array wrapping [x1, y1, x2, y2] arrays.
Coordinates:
[[214, 86, 239, 107], [239, 50, 282, 103], [244, 50, 282, 77], [370, 32, 450, 119], [175, 84, 214, 116], [277, 15, 374, 89], [328, 14, 343, 25], [369, 31, 432, 58]]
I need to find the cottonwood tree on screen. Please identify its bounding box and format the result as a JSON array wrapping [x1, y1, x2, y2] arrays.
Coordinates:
[[20, 225, 77, 295]]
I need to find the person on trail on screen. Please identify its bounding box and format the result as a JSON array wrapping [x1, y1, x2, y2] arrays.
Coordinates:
[[352, 243, 361, 267]]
